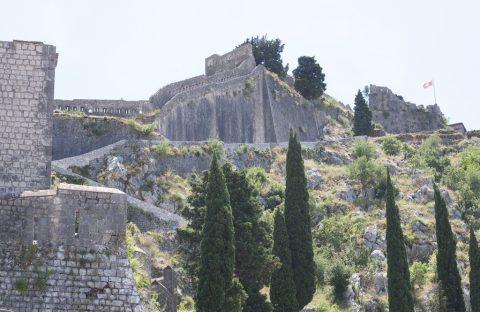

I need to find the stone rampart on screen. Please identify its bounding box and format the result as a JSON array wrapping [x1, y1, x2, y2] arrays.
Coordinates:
[[52, 115, 151, 160], [205, 43, 255, 76], [0, 184, 142, 311], [54, 99, 152, 117], [149, 44, 256, 109], [0, 40, 57, 197], [369, 84, 445, 134], [155, 66, 326, 143]]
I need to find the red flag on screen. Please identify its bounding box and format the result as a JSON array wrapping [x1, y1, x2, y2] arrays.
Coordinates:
[[423, 80, 433, 89]]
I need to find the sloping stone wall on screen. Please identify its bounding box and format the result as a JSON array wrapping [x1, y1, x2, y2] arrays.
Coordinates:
[[155, 66, 326, 143], [369, 84, 445, 134], [0, 40, 57, 196]]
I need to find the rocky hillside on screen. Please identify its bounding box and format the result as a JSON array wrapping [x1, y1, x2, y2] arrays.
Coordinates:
[[56, 125, 480, 311]]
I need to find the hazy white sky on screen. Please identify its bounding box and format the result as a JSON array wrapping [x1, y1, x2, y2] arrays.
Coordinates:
[[1, 0, 479, 129]]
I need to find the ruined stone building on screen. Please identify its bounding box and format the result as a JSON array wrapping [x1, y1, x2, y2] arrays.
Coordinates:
[[369, 84, 445, 134], [0, 40, 142, 311]]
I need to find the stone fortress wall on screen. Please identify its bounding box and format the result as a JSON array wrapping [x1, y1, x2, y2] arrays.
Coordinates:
[[0, 40, 142, 311], [154, 44, 327, 143], [149, 43, 256, 109], [0, 40, 56, 197], [54, 99, 152, 117], [369, 84, 445, 134]]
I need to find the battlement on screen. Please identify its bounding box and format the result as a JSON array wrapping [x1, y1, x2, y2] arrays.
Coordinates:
[[0, 40, 57, 197]]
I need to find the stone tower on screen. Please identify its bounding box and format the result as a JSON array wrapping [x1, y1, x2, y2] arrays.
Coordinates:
[[0, 40, 57, 197]]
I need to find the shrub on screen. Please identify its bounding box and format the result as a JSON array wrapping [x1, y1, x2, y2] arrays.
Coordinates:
[[245, 167, 268, 193], [410, 261, 429, 289], [348, 156, 384, 192], [352, 140, 376, 160], [381, 136, 402, 156], [125, 119, 156, 135], [314, 252, 328, 285], [152, 140, 175, 157], [328, 261, 351, 304], [207, 138, 225, 158]]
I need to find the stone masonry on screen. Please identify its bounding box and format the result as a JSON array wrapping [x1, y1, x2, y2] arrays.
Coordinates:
[[0, 40, 142, 311], [0, 40, 57, 197], [369, 84, 445, 134]]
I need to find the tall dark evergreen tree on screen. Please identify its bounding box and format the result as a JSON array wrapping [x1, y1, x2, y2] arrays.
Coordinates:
[[270, 209, 298, 312], [284, 129, 315, 309], [223, 164, 273, 312], [470, 228, 480, 312], [196, 155, 236, 312], [353, 90, 373, 136], [292, 56, 326, 100], [433, 183, 466, 312], [385, 169, 414, 312]]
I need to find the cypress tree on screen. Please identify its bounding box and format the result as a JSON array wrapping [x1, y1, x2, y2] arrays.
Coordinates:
[[385, 169, 414, 312], [223, 163, 273, 312], [353, 89, 373, 136], [270, 209, 298, 312], [470, 228, 480, 312], [284, 129, 315, 309], [196, 154, 236, 312], [433, 183, 466, 312]]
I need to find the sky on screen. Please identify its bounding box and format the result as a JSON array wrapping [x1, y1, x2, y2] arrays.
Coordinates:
[[1, 0, 479, 129]]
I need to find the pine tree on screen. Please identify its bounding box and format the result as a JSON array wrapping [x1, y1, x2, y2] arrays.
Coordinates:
[[353, 89, 373, 136], [433, 183, 466, 312], [196, 154, 236, 312], [385, 169, 414, 312], [270, 209, 298, 312], [470, 228, 480, 312], [223, 163, 273, 312], [284, 129, 315, 309], [292, 56, 326, 100]]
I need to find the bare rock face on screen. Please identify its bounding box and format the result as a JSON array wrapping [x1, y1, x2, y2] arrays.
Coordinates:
[[369, 85, 445, 134]]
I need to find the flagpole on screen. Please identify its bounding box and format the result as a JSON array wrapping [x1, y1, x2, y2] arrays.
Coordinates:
[[432, 79, 437, 104]]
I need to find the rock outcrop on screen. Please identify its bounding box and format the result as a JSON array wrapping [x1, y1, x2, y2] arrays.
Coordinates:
[[369, 84, 445, 134]]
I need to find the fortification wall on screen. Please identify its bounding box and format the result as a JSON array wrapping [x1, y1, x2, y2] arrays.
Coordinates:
[[0, 40, 57, 197], [205, 43, 255, 76], [54, 99, 152, 117], [155, 66, 326, 143], [0, 184, 142, 311], [52, 116, 149, 160], [149, 44, 256, 109], [369, 84, 444, 134]]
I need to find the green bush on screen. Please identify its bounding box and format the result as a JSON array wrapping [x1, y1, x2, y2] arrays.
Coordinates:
[[348, 156, 384, 192], [207, 138, 225, 157], [153, 140, 175, 157], [125, 119, 156, 135], [314, 253, 328, 285], [381, 136, 402, 156], [328, 261, 351, 304], [245, 167, 268, 193], [352, 140, 376, 160], [410, 261, 429, 288]]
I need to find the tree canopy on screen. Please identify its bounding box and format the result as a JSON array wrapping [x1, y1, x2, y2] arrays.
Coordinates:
[[292, 56, 326, 100], [353, 90, 373, 136], [242, 35, 289, 78]]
